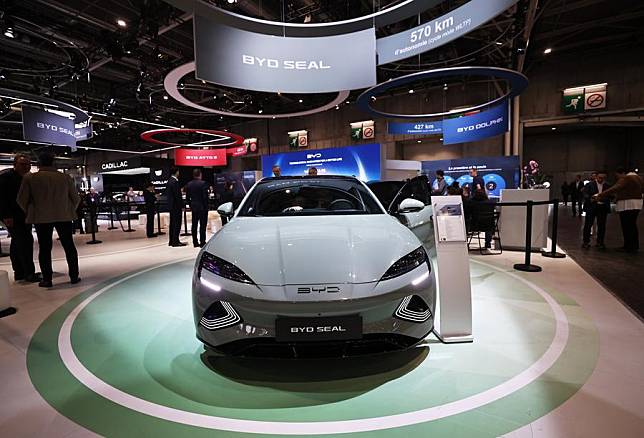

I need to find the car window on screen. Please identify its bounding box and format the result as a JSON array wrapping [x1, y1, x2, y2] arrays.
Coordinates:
[[238, 178, 384, 217]]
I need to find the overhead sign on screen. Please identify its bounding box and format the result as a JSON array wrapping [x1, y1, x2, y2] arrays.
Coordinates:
[[194, 15, 377, 93], [100, 157, 141, 172], [150, 167, 169, 191], [262, 143, 382, 182], [388, 121, 443, 135], [350, 120, 375, 141], [226, 145, 247, 157], [288, 130, 308, 148], [442, 104, 509, 145], [563, 83, 607, 113], [22, 106, 76, 147], [74, 121, 93, 141], [377, 0, 518, 65], [175, 148, 227, 167]]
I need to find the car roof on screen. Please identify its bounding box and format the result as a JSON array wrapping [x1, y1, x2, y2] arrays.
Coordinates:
[[260, 175, 360, 182]]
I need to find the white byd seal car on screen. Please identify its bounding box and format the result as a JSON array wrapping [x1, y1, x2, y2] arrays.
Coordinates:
[[192, 175, 436, 356]]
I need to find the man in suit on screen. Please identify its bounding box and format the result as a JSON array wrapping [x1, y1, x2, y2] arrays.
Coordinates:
[[166, 167, 186, 247], [582, 173, 611, 249], [17, 151, 80, 288], [185, 169, 210, 247], [571, 174, 584, 217], [0, 153, 39, 282]]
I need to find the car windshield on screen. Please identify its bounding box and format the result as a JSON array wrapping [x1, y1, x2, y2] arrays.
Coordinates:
[[237, 177, 384, 217]]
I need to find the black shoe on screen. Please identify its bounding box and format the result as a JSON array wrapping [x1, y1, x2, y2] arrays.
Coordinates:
[[25, 273, 42, 283], [147, 234, 158, 238], [171, 242, 187, 247], [70, 277, 81, 285], [14, 274, 25, 282], [39, 280, 53, 288], [193, 243, 200, 248], [200, 242, 206, 248]]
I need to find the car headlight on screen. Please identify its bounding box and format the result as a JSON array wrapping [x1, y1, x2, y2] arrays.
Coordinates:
[[380, 246, 429, 282], [199, 252, 255, 284]]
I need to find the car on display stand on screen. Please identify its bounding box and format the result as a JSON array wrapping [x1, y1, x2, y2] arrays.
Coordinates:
[[192, 175, 436, 357]]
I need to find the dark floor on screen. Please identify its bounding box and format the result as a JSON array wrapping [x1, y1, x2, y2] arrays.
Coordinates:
[[555, 203, 643, 320]]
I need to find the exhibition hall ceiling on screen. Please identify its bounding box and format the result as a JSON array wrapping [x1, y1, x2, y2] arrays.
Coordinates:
[[0, 0, 643, 153]]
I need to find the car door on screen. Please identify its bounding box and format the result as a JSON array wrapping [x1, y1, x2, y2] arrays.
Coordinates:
[[369, 177, 435, 250]]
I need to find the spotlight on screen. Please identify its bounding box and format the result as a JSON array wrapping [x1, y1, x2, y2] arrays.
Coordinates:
[[408, 89, 414, 94], [117, 19, 127, 28], [298, 99, 303, 103], [544, 48, 553, 54], [443, 83, 448, 91], [335, 105, 339, 110], [258, 109, 263, 114], [371, 96, 377, 101], [163, 95, 169, 100], [551, 127, 557, 130], [3, 27, 15, 38], [417, 140, 422, 143]]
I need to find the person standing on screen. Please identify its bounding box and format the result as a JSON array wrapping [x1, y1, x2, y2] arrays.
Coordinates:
[[571, 175, 584, 217], [469, 168, 485, 198], [185, 169, 210, 247], [582, 173, 611, 249], [272, 165, 281, 177], [17, 151, 80, 288], [431, 170, 448, 196], [561, 181, 570, 206], [594, 167, 644, 253], [0, 154, 39, 282], [166, 167, 185, 247], [143, 182, 158, 238]]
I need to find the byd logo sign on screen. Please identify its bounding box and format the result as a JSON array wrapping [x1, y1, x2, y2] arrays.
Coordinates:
[[307, 153, 322, 159], [36, 122, 75, 137], [242, 55, 332, 70], [457, 117, 504, 133]]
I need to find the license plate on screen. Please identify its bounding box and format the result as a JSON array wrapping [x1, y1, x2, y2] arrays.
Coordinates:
[[275, 316, 362, 342]]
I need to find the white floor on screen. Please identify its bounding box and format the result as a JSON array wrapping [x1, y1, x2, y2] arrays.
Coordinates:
[[0, 223, 643, 437]]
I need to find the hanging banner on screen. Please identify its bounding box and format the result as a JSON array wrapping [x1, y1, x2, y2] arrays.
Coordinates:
[[377, 0, 518, 65], [442, 104, 509, 145], [22, 106, 76, 147], [175, 148, 227, 167], [388, 121, 443, 135], [74, 121, 93, 141], [194, 15, 377, 93]]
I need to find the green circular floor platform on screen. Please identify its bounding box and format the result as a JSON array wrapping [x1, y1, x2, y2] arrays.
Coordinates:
[[27, 259, 599, 437]]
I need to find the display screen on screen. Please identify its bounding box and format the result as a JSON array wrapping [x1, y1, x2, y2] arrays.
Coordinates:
[[261, 143, 382, 182], [421, 156, 520, 198], [22, 106, 76, 147]]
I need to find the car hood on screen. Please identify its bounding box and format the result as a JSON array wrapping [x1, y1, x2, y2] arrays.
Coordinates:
[[204, 215, 422, 286]]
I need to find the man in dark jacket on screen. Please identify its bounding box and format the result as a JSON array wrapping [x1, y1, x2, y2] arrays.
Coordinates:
[[143, 182, 158, 238], [571, 174, 585, 217], [582, 173, 611, 249], [165, 167, 186, 247], [0, 154, 39, 282], [185, 169, 210, 247]]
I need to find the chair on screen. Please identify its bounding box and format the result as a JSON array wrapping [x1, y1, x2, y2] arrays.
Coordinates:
[[467, 202, 502, 254]]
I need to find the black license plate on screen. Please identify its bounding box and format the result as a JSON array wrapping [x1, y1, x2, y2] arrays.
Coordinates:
[[275, 316, 363, 342]]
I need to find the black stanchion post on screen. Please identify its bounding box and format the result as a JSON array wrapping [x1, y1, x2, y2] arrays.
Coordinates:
[[181, 207, 191, 236], [124, 200, 135, 232], [542, 198, 566, 259], [86, 204, 102, 245], [156, 202, 165, 235], [514, 200, 542, 272], [107, 201, 117, 230]]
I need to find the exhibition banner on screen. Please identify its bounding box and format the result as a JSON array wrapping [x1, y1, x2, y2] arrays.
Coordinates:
[[388, 121, 443, 135], [194, 15, 377, 93], [150, 167, 169, 191], [421, 155, 520, 198], [100, 157, 142, 172], [262, 143, 382, 182], [377, 0, 518, 65], [22, 106, 76, 147], [175, 148, 227, 167], [442, 104, 509, 145]]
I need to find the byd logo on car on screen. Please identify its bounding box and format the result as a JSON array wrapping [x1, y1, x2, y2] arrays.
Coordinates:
[[456, 117, 504, 133], [290, 325, 348, 333], [297, 286, 340, 294]]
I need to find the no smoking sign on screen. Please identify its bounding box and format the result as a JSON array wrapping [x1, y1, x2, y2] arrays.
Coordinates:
[[585, 91, 606, 110]]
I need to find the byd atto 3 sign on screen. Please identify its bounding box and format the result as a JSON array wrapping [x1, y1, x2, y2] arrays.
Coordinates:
[[194, 15, 377, 93], [175, 148, 227, 167]]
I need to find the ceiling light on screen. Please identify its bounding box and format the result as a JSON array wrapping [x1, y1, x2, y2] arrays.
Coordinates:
[[544, 48, 552, 54], [298, 99, 303, 103], [335, 105, 339, 110], [3, 28, 15, 38], [163, 95, 168, 100], [417, 140, 422, 143], [258, 109, 263, 114], [345, 100, 350, 104], [495, 41, 503, 46], [117, 19, 127, 28], [551, 127, 557, 130], [443, 84, 448, 91], [408, 89, 414, 94]]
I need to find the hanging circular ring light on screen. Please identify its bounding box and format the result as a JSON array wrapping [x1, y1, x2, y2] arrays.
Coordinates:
[[140, 128, 244, 148]]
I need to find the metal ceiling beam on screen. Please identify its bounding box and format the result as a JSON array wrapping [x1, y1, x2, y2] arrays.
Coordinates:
[[517, 0, 540, 73]]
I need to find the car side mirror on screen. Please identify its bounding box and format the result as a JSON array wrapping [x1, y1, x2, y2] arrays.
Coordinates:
[[217, 202, 234, 218], [398, 198, 425, 213]]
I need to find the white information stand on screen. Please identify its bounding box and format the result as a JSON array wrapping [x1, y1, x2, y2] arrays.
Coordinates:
[[431, 196, 473, 343]]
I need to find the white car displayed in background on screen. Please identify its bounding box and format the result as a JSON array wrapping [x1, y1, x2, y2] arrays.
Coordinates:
[[192, 175, 436, 356]]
